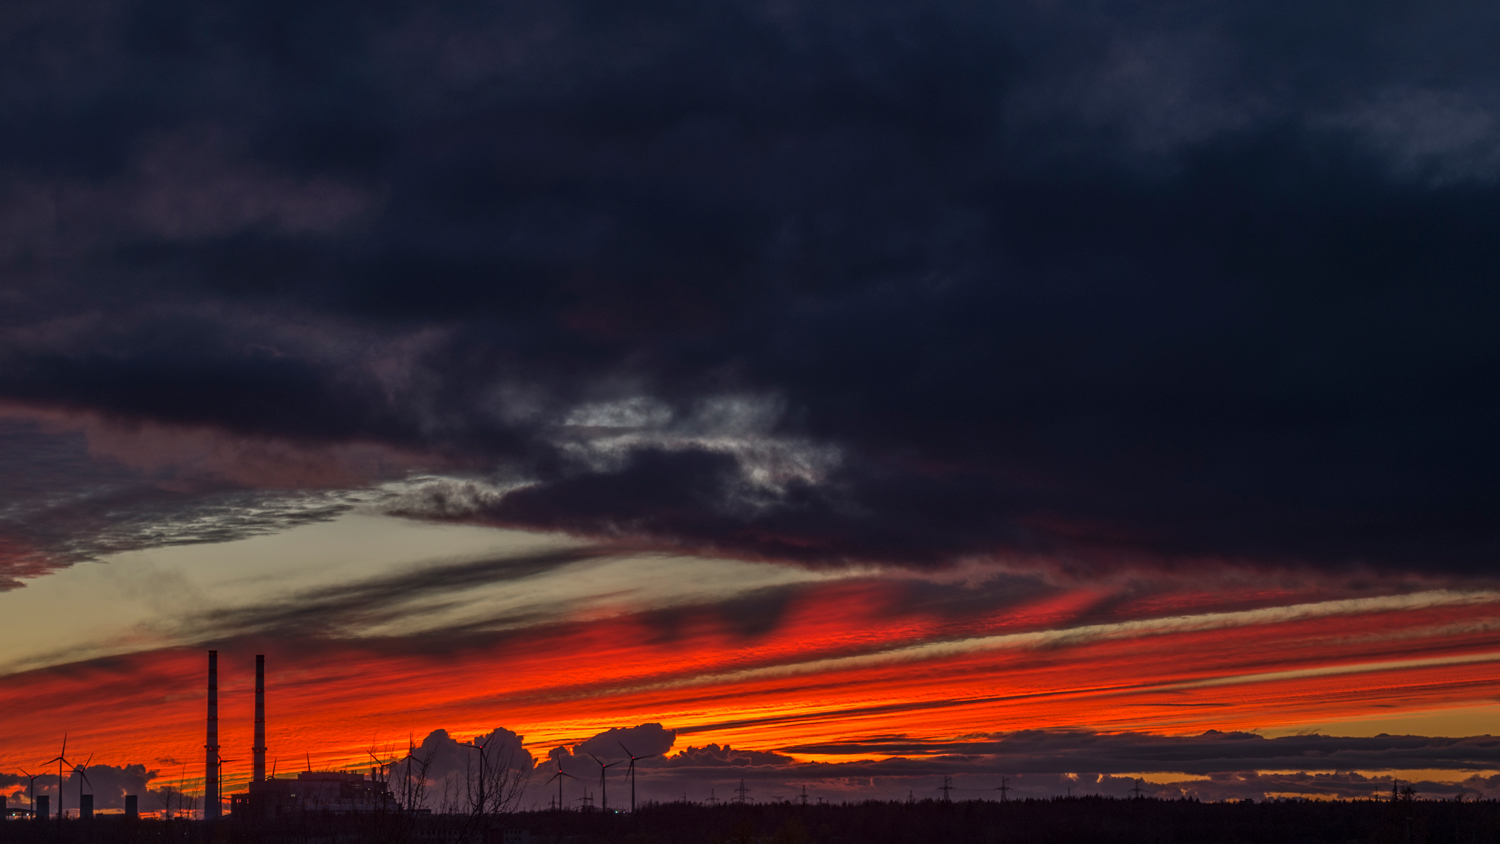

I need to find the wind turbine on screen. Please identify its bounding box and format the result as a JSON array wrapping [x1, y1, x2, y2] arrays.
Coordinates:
[[18, 769, 42, 818], [617, 741, 658, 813], [367, 750, 399, 785], [44, 734, 72, 823], [545, 763, 576, 812], [588, 754, 622, 813], [75, 753, 95, 819]]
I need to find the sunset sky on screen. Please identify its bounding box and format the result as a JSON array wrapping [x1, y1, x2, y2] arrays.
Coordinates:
[[4, 0, 1500, 813]]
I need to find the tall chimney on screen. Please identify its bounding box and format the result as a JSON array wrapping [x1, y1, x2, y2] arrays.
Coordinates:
[[253, 654, 266, 783], [206, 650, 220, 819]]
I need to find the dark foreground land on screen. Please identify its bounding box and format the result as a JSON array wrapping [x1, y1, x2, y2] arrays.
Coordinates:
[[2, 797, 1495, 844]]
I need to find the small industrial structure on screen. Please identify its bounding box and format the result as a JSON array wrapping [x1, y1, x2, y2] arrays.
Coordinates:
[[231, 770, 398, 816], [225, 653, 398, 817]]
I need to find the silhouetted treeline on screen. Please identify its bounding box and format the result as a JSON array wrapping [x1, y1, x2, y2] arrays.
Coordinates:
[[3, 795, 1496, 844]]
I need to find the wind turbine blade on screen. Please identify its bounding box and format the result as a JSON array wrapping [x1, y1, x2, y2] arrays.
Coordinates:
[[618, 741, 635, 758]]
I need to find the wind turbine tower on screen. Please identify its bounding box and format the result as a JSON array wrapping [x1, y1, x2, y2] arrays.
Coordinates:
[[618, 741, 658, 813], [44, 735, 72, 826], [589, 754, 621, 812], [18, 769, 42, 820], [206, 650, 220, 819], [546, 763, 576, 812], [77, 753, 95, 819]]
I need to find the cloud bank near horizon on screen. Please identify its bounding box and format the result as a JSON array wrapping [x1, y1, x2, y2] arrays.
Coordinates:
[[1, 0, 1499, 584], [10, 727, 1500, 808]]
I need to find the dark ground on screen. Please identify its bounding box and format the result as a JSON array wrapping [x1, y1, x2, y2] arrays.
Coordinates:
[[1, 796, 1493, 843]]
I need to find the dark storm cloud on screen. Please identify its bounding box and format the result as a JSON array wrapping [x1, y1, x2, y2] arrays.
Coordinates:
[[2, 0, 1499, 575]]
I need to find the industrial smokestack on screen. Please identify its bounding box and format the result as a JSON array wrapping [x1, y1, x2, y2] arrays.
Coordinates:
[[253, 654, 266, 783], [206, 649, 220, 820]]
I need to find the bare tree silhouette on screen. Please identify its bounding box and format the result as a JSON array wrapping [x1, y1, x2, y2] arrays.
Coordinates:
[[397, 736, 433, 818], [464, 733, 532, 820]]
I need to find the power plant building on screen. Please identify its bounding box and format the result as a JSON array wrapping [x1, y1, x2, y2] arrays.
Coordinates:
[[222, 652, 399, 817], [231, 771, 398, 816]]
